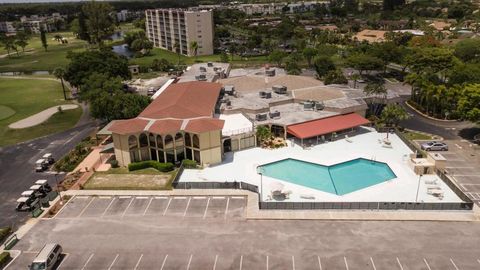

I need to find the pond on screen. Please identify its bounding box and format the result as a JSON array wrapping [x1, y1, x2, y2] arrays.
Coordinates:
[[112, 44, 134, 59]]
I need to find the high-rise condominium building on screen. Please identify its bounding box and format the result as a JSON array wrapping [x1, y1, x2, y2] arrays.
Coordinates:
[[145, 9, 214, 56]]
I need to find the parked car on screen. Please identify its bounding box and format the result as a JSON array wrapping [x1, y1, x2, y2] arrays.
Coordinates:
[[29, 243, 63, 270], [420, 141, 448, 151]]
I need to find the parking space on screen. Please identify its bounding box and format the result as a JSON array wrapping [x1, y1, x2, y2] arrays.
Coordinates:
[[53, 195, 247, 220], [10, 252, 480, 270]]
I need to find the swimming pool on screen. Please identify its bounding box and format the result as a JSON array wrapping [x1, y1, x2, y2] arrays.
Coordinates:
[[258, 158, 396, 195]]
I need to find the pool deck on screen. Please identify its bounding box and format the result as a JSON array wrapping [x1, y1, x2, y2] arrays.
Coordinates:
[[180, 128, 464, 203]]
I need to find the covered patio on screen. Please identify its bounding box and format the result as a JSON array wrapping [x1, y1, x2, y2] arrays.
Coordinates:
[[286, 113, 370, 147]]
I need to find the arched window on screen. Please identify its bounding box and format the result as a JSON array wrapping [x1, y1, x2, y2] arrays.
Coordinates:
[[139, 133, 148, 147], [192, 134, 200, 148], [149, 133, 156, 147], [156, 135, 163, 149], [128, 135, 138, 150], [185, 133, 192, 147], [174, 133, 184, 148], [164, 135, 174, 149]]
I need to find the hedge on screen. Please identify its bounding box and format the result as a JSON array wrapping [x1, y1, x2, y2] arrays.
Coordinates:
[[0, 252, 11, 268], [182, 159, 197, 169], [128, 161, 174, 172], [0, 227, 11, 244]]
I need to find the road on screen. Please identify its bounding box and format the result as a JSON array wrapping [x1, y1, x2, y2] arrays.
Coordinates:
[[0, 101, 96, 229]]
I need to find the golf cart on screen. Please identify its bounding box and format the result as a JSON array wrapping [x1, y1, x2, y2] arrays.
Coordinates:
[[35, 159, 49, 172], [35, 179, 52, 193], [16, 197, 35, 211], [42, 153, 55, 164], [30, 185, 48, 198]]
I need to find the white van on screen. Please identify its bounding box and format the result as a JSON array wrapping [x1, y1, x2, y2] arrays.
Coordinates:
[[29, 243, 62, 270]]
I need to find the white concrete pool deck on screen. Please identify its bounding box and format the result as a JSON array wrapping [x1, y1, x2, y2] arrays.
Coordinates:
[[180, 128, 464, 203]]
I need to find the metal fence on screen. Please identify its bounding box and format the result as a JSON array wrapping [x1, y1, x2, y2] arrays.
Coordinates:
[[174, 181, 258, 193], [435, 169, 474, 206]]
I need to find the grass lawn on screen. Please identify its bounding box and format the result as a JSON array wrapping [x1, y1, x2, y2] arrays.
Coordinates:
[[402, 130, 434, 141], [0, 77, 81, 146], [84, 168, 176, 190], [0, 31, 87, 72]]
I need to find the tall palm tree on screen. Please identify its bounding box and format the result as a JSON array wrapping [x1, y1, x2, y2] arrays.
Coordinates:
[[173, 43, 181, 66], [189, 41, 198, 62], [53, 67, 67, 100]]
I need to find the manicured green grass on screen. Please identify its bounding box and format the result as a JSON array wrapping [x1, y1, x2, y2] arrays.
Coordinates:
[[0, 108, 81, 147], [0, 105, 15, 120], [0, 31, 87, 72], [402, 130, 434, 141], [0, 77, 81, 146], [84, 168, 176, 190]]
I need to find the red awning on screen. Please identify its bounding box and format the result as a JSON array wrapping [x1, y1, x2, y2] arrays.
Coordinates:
[[287, 113, 370, 139]]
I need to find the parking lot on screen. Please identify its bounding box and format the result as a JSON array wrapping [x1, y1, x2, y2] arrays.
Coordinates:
[[54, 195, 246, 220], [7, 194, 480, 270]]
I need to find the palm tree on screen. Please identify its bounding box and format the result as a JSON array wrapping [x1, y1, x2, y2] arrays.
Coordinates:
[[173, 43, 181, 66], [53, 67, 67, 100], [380, 104, 410, 127], [363, 82, 387, 116], [189, 41, 198, 62], [350, 73, 361, 89]]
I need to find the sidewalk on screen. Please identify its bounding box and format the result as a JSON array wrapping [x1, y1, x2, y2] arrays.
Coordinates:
[[64, 189, 480, 222]]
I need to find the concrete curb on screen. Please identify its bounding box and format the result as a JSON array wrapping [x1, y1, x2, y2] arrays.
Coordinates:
[[405, 101, 458, 123], [1, 250, 21, 270], [64, 189, 480, 222]]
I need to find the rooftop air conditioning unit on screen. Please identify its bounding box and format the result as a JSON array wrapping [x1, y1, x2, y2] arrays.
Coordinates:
[[199, 66, 207, 72], [264, 92, 272, 99], [269, 111, 280, 118], [315, 102, 325, 111], [195, 74, 207, 81], [259, 91, 266, 98], [265, 69, 275, 77], [272, 85, 287, 94], [255, 113, 268, 121], [207, 62, 214, 67]]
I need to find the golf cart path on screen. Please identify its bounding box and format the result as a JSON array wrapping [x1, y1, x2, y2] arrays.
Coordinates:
[[8, 104, 78, 129]]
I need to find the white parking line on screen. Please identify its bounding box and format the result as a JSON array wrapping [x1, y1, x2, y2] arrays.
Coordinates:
[[477, 259, 480, 265], [107, 254, 119, 270], [450, 258, 459, 270], [231, 196, 245, 199], [317, 256, 322, 270], [344, 256, 349, 270], [203, 197, 211, 219], [160, 255, 168, 270], [370, 257, 376, 270], [77, 197, 95, 217], [98, 196, 111, 199], [396, 258, 404, 270], [134, 254, 143, 270], [183, 197, 192, 217], [121, 197, 135, 217], [136, 196, 149, 199], [239, 255, 243, 270], [118, 196, 131, 199], [101, 197, 116, 217], [155, 196, 168, 199], [143, 197, 153, 216], [423, 258, 432, 270], [193, 196, 206, 199], [212, 196, 225, 199], [213, 254, 218, 270], [163, 197, 172, 216], [224, 197, 230, 218], [266, 255, 269, 270], [292, 255, 295, 270], [187, 254, 193, 270], [80, 253, 94, 270]]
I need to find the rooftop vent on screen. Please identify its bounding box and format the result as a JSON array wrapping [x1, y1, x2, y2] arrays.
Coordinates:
[[264, 92, 272, 99], [303, 101, 315, 110], [265, 69, 275, 77], [224, 85, 235, 96], [207, 62, 214, 67], [259, 91, 266, 98], [269, 111, 280, 118], [272, 85, 287, 94], [315, 102, 325, 111], [255, 113, 268, 121], [199, 66, 207, 72], [195, 74, 207, 81]]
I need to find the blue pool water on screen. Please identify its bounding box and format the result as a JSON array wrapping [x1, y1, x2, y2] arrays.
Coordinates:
[[259, 158, 396, 195]]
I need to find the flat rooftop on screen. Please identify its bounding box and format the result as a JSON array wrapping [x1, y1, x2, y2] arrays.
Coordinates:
[[246, 103, 338, 126], [178, 62, 231, 83]]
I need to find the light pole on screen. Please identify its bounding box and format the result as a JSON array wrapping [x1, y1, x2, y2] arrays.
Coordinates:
[[54, 172, 64, 205], [257, 166, 263, 202], [415, 174, 423, 202]]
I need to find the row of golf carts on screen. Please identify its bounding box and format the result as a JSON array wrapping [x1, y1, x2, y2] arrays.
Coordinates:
[[35, 153, 55, 172], [16, 180, 53, 211]]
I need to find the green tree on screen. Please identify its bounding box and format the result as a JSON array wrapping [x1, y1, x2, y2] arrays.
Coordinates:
[[189, 41, 198, 61], [268, 50, 287, 67], [314, 56, 335, 78], [454, 39, 480, 63], [457, 84, 480, 123], [64, 49, 131, 87], [383, 0, 405, 11], [53, 67, 68, 100], [82, 1, 114, 44], [448, 63, 480, 86], [40, 28, 48, 52], [346, 53, 384, 75], [370, 42, 403, 74], [302, 47, 317, 67], [0, 34, 17, 56], [220, 52, 229, 63], [256, 126, 272, 143], [380, 104, 409, 127], [15, 31, 29, 52], [364, 82, 387, 116], [324, 69, 348, 85], [174, 42, 181, 66], [151, 58, 172, 72]]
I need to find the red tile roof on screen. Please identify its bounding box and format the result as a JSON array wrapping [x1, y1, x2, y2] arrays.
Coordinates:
[[148, 119, 183, 135], [139, 81, 222, 120], [108, 119, 150, 135], [185, 118, 225, 134], [287, 113, 370, 139]]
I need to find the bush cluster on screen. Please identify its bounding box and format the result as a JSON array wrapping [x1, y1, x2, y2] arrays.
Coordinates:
[[182, 159, 197, 169], [0, 227, 11, 243], [128, 161, 174, 172], [0, 252, 11, 268]]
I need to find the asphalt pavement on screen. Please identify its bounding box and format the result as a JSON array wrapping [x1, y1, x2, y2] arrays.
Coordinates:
[[0, 122, 96, 229]]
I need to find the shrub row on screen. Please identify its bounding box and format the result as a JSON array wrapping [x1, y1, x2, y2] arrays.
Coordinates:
[[0, 227, 11, 244], [182, 159, 197, 169], [0, 252, 11, 268], [128, 161, 174, 172]]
